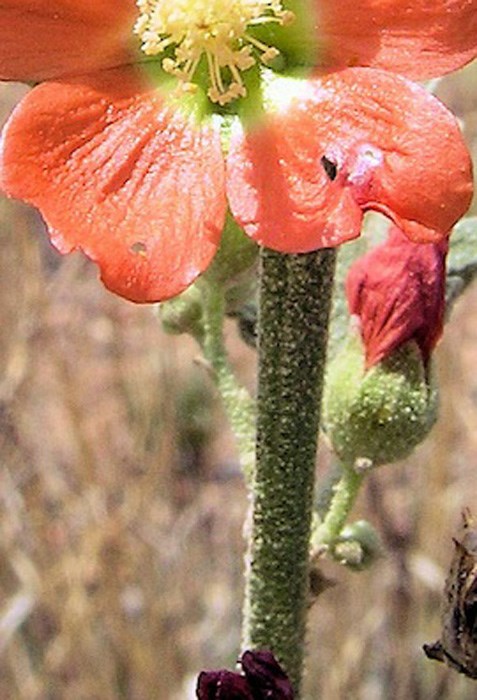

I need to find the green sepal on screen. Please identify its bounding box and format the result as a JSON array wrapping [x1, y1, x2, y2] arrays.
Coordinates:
[[323, 332, 438, 466]]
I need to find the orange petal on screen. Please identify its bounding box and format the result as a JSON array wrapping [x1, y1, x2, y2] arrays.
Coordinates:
[[0, 0, 137, 81], [316, 0, 477, 79], [346, 226, 448, 367], [227, 68, 473, 252], [0, 67, 226, 302]]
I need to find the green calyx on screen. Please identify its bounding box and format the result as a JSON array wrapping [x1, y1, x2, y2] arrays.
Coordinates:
[[323, 334, 438, 467]]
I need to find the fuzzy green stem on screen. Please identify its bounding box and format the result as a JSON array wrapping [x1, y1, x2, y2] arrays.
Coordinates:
[[243, 248, 336, 694], [313, 464, 364, 548], [200, 281, 256, 481]]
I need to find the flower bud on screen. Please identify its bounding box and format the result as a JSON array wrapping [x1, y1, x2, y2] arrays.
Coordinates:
[[331, 519, 383, 571], [324, 227, 445, 466]]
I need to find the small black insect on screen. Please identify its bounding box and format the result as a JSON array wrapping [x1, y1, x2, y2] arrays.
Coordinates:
[[320, 155, 338, 181]]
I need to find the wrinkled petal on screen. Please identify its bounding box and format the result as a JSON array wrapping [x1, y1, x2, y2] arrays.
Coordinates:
[[0, 0, 137, 81], [0, 67, 226, 302], [227, 68, 473, 252], [196, 670, 254, 699], [316, 0, 477, 80], [241, 650, 294, 700], [346, 226, 448, 367]]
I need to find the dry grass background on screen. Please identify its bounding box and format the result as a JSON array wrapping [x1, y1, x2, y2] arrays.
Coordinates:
[[0, 63, 476, 699]]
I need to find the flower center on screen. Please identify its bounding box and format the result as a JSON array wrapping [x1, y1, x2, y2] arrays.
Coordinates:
[[134, 0, 294, 105]]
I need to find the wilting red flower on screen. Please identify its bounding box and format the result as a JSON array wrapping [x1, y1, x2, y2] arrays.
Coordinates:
[[0, 1, 475, 302], [240, 650, 294, 699], [196, 669, 255, 700], [196, 650, 294, 699], [346, 226, 448, 368]]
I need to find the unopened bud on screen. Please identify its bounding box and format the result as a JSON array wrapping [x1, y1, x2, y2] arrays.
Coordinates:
[[332, 519, 383, 571]]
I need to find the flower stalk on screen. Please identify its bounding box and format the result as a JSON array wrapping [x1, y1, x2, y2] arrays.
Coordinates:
[[199, 280, 256, 481], [242, 247, 336, 694], [313, 463, 365, 548]]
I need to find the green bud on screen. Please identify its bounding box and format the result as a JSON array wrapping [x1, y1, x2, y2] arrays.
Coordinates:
[[323, 333, 438, 466], [333, 540, 365, 570], [332, 520, 383, 571]]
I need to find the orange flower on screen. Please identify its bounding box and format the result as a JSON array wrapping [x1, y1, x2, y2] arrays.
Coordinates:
[[317, 0, 477, 80], [0, 1, 475, 302], [346, 226, 448, 367]]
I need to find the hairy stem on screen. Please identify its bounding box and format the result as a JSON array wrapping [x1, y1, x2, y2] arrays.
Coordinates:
[[242, 248, 336, 694]]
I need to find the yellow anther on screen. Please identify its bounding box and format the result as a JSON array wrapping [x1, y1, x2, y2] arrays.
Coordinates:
[[134, 0, 295, 105]]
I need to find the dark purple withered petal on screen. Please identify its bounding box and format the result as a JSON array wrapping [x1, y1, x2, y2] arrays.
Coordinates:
[[196, 669, 254, 699], [241, 650, 295, 699]]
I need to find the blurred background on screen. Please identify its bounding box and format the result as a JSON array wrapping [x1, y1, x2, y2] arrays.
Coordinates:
[[0, 62, 476, 700]]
